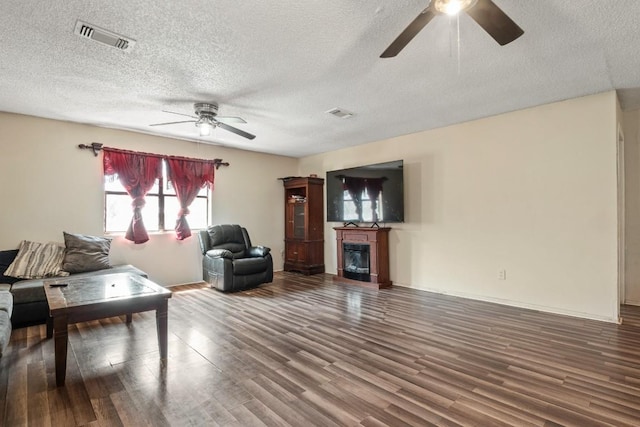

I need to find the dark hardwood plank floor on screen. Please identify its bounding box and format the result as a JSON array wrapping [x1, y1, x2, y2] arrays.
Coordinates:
[[1, 272, 640, 426]]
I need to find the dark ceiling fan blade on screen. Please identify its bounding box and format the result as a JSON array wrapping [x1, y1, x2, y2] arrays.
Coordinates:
[[217, 122, 256, 140], [465, 0, 524, 46], [161, 110, 198, 119], [150, 120, 197, 126], [216, 116, 247, 124], [381, 7, 436, 58]]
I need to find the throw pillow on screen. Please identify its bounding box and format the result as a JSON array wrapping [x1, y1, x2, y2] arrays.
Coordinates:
[[4, 241, 67, 279], [62, 232, 112, 274]]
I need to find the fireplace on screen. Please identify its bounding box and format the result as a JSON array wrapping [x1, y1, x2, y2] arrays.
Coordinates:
[[334, 227, 391, 289], [343, 243, 370, 282]]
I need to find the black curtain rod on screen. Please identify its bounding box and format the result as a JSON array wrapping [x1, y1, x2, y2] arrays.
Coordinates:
[[78, 142, 230, 169]]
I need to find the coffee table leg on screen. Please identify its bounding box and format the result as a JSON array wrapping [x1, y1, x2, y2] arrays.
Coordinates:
[[53, 315, 69, 386], [46, 316, 53, 339], [156, 300, 168, 359], [126, 313, 133, 324]]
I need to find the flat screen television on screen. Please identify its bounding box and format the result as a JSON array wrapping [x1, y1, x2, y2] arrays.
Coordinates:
[[326, 160, 404, 224]]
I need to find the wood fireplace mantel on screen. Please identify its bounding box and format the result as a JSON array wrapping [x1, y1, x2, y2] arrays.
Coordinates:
[[334, 227, 392, 289]]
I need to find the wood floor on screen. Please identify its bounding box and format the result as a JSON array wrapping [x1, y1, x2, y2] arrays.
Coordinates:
[[1, 272, 640, 426]]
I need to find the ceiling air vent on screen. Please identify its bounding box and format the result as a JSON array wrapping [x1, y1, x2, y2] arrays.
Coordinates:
[[74, 20, 136, 52], [326, 108, 354, 119]]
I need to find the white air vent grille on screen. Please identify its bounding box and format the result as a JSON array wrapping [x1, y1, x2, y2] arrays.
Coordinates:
[[74, 20, 136, 52], [326, 108, 354, 119]]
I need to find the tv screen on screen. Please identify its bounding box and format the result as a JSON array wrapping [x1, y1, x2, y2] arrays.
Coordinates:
[[326, 160, 404, 223]]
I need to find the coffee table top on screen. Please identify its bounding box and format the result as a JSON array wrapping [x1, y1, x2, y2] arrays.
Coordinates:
[[44, 272, 171, 312]]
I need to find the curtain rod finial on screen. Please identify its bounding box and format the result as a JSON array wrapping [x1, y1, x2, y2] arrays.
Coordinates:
[[78, 142, 103, 156], [213, 158, 230, 169]]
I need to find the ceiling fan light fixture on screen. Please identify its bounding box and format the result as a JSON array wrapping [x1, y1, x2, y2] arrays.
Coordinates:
[[434, 0, 477, 15], [197, 119, 213, 136]]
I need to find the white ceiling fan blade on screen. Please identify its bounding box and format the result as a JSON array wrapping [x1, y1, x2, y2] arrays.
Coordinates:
[[161, 110, 198, 119], [217, 122, 256, 140], [150, 120, 197, 126], [216, 116, 247, 124]]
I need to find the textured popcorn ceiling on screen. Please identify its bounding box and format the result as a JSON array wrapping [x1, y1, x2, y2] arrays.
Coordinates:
[[1, 1, 640, 157]]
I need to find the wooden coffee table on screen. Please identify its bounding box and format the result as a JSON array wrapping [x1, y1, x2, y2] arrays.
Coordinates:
[[44, 272, 172, 386]]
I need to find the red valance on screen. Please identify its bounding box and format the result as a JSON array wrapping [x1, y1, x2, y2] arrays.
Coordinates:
[[103, 148, 163, 244], [102, 147, 219, 243]]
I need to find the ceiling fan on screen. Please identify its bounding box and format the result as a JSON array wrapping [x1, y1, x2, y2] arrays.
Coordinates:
[[150, 102, 255, 140], [381, 0, 524, 58]]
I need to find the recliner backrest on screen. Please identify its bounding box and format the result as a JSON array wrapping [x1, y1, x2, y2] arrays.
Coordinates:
[[207, 224, 248, 258]]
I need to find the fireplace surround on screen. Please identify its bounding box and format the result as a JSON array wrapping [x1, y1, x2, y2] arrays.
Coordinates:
[[334, 227, 391, 289]]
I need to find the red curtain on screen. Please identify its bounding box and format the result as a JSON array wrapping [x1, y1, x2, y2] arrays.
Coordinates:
[[103, 148, 162, 244], [166, 157, 216, 240]]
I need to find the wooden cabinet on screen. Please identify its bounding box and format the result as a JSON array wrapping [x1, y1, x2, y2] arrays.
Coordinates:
[[283, 177, 324, 274]]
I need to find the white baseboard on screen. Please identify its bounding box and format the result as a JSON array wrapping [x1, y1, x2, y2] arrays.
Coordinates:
[[624, 299, 640, 306], [393, 282, 618, 324]]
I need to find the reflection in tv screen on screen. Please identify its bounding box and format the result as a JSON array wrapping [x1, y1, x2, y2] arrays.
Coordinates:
[[326, 160, 404, 223]]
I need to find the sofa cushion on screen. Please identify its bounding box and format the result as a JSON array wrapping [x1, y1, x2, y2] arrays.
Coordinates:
[[0, 291, 13, 317], [0, 310, 11, 357], [4, 241, 67, 279], [9, 280, 46, 305], [0, 250, 20, 285], [62, 232, 112, 274]]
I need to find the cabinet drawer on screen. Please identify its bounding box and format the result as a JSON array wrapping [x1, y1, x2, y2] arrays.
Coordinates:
[[285, 242, 307, 262]]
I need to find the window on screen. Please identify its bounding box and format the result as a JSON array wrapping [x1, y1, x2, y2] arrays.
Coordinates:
[[104, 161, 209, 233]]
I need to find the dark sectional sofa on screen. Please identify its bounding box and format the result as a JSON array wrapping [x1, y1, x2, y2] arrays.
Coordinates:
[[0, 290, 12, 356], [0, 249, 147, 328]]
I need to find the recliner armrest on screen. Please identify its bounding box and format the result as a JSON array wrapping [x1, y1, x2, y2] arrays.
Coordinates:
[[248, 246, 270, 257], [206, 249, 234, 259]]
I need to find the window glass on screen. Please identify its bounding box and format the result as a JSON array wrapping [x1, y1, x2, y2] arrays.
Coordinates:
[[164, 196, 208, 230], [104, 161, 209, 233], [105, 194, 160, 232]]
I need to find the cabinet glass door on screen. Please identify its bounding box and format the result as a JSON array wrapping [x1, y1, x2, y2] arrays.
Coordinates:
[[293, 204, 305, 238]]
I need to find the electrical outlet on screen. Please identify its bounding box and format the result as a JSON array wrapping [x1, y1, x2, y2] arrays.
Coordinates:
[[498, 269, 507, 280]]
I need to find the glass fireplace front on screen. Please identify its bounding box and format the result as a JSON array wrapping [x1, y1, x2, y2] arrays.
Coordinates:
[[343, 243, 370, 282]]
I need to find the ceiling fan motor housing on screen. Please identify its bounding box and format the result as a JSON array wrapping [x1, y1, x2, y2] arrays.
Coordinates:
[[194, 102, 219, 118]]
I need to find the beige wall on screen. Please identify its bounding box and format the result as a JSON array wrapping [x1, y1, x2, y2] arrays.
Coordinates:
[[300, 92, 620, 322], [623, 108, 640, 305], [0, 112, 298, 286], [0, 92, 623, 321]]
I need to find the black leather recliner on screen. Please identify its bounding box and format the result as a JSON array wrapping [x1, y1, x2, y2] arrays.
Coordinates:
[[197, 224, 273, 292]]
